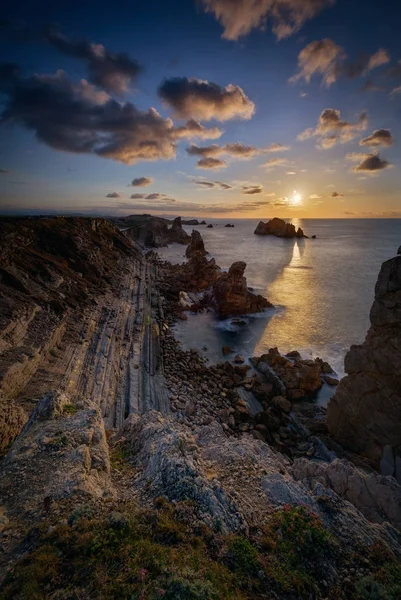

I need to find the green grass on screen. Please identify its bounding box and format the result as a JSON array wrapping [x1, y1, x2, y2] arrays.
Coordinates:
[[62, 404, 77, 416], [1, 503, 399, 600]]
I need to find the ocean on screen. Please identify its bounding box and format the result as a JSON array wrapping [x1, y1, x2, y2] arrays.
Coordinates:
[[158, 218, 401, 402]]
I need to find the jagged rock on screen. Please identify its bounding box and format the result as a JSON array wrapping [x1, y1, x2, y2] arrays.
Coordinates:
[[212, 261, 272, 317], [207, 224, 213, 228], [224, 223, 235, 228], [398, 245, 401, 255], [123, 214, 190, 247], [169, 217, 191, 245], [293, 457, 401, 530], [252, 348, 324, 400], [327, 255, 401, 465], [254, 217, 306, 238], [186, 230, 206, 258], [0, 392, 114, 519], [222, 346, 234, 356]]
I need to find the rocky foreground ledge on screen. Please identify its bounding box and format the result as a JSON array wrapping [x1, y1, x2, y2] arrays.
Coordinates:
[[0, 217, 400, 599]]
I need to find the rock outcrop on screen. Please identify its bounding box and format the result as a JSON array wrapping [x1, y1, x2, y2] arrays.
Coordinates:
[[123, 214, 190, 247], [212, 261, 272, 317], [293, 457, 401, 530], [327, 254, 401, 471], [254, 217, 306, 238], [251, 348, 336, 400], [185, 229, 206, 258], [169, 216, 191, 245]]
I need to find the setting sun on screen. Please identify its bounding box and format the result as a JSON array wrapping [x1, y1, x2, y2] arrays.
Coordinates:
[[291, 190, 302, 206]]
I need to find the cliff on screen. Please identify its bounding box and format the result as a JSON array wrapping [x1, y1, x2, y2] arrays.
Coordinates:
[[120, 214, 190, 247], [0, 219, 400, 599], [327, 254, 401, 476]]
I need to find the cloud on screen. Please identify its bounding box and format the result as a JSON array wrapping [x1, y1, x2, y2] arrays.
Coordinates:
[[194, 179, 234, 189], [215, 180, 233, 189], [359, 129, 393, 148], [130, 192, 175, 201], [44, 26, 142, 94], [132, 177, 153, 187], [309, 194, 322, 199], [298, 108, 368, 148], [290, 39, 390, 87], [106, 192, 120, 198], [186, 142, 267, 161], [198, 0, 335, 41], [360, 80, 384, 93], [342, 48, 390, 79], [262, 157, 288, 168], [346, 152, 393, 173], [289, 39, 345, 87], [390, 86, 401, 95], [172, 118, 222, 139], [0, 66, 222, 165], [197, 157, 227, 169], [331, 191, 344, 197], [0, 168, 11, 173], [158, 77, 255, 121], [266, 142, 290, 152], [286, 171, 296, 175], [242, 185, 263, 194]]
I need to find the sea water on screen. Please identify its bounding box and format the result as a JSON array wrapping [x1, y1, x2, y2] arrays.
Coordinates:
[[157, 218, 401, 401]]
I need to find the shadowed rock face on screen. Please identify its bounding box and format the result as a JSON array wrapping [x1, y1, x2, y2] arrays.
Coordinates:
[[186, 229, 206, 258], [123, 215, 190, 247], [327, 254, 401, 472], [254, 217, 306, 238], [212, 261, 272, 317]]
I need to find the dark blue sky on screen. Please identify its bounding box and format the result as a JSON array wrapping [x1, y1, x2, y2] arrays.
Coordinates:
[[1, 0, 400, 217]]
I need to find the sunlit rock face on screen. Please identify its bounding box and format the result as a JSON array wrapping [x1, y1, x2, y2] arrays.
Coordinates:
[[254, 217, 306, 238], [327, 254, 401, 472], [212, 261, 272, 317]]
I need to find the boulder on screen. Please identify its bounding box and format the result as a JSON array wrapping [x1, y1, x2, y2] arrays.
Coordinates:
[[254, 217, 306, 238], [212, 261, 272, 317], [327, 255, 401, 467], [224, 223, 235, 228], [186, 230, 206, 258], [207, 224, 213, 228]]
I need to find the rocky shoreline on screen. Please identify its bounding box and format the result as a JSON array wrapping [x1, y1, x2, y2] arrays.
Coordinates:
[[0, 216, 400, 599]]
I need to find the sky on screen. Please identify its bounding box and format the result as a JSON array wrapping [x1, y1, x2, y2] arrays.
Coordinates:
[[1, 0, 401, 218]]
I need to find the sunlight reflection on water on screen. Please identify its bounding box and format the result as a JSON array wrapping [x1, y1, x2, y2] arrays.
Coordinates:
[[157, 218, 401, 390]]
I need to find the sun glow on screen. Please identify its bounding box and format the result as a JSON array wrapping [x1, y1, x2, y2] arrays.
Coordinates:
[[291, 190, 302, 206]]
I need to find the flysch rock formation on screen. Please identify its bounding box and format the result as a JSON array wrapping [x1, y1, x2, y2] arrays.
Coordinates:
[[327, 253, 401, 477], [254, 216, 306, 238], [1, 217, 401, 597]]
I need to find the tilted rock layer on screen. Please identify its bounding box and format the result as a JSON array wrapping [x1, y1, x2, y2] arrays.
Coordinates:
[[327, 255, 401, 469]]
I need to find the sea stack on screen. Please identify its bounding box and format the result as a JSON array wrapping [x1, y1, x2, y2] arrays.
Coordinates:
[[186, 229, 206, 258], [212, 261, 272, 317], [254, 217, 306, 238], [327, 252, 401, 476]]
